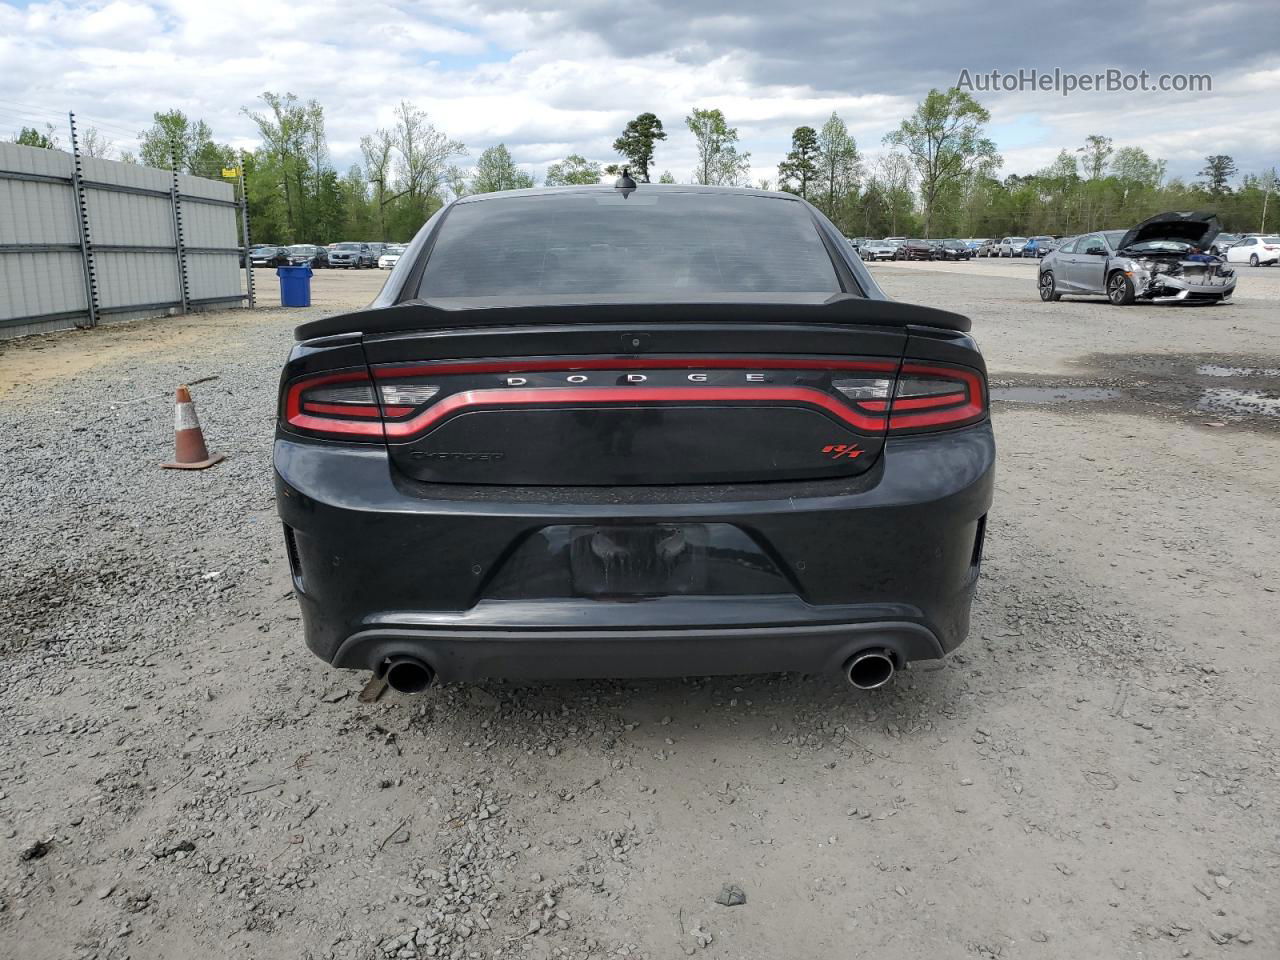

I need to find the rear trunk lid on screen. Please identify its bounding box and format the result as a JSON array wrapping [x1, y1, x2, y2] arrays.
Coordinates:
[[315, 297, 970, 487]]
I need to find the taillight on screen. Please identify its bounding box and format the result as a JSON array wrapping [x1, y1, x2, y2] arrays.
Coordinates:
[[886, 362, 986, 432], [283, 369, 386, 439], [280, 357, 987, 441]]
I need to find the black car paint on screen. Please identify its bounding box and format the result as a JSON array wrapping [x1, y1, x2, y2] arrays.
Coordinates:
[[274, 186, 995, 684], [250, 246, 289, 268]]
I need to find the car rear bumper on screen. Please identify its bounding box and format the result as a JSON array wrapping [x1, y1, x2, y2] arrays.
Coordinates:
[[274, 423, 995, 681]]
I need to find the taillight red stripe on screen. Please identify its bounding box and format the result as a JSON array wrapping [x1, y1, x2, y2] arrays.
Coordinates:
[[382, 385, 885, 437], [301, 401, 383, 418], [860, 392, 966, 413]]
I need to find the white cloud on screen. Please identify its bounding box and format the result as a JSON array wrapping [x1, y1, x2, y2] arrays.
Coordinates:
[[0, 0, 1277, 188]]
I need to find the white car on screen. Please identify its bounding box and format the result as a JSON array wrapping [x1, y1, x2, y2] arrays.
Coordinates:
[[378, 246, 407, 270], [860, 240, 897, 261], [1225, 235, 1280, 267], [994, 237, 1029, 258]]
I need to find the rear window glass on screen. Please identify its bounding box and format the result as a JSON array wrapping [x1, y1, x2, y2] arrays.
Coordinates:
[[415, 191, 842, 298]]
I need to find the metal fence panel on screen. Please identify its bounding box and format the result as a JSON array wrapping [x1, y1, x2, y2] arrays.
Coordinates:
[[0, 251, 86, 319], [94, 251, 181, 310], [0, 177, 80, 246], [0, 138, 247, 339]]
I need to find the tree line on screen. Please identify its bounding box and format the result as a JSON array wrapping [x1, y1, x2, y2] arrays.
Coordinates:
[[11, 89, 1278, 244]]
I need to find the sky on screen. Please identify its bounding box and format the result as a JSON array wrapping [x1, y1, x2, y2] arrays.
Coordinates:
[[1, 0, 1277, 187]]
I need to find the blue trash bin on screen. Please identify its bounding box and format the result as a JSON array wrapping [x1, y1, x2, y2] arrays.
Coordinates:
[[276, 265, 313, 307]]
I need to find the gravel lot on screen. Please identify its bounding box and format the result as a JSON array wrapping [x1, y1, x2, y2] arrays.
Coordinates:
[[1, 261, 1278, 959]]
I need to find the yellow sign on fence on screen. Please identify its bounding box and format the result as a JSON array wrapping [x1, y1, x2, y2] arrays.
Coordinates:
[[221, 167, 241, 178]]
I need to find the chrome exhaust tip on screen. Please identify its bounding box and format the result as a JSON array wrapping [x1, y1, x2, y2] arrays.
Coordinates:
[[383, 657, 435, 694], [845, 649, 895, 690]]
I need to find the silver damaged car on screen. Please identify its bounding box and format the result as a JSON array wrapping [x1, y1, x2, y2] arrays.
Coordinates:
[[1038, 211, 1236, 305]]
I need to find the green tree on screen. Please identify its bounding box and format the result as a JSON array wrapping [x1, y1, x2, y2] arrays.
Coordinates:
[[444, 164, 470, 200], [868, 152, 914, 237], [360, 128, 396, 240], [471, 144, 535, 193], [612, 113, 666, 182], [686, 108, 751, 187], [337, 164, 375, 240], [1259, 167, 1277, 233], [391, 101, 466, 218], [80, 127, 112, 159], [657, 170, 676, 184], [1199, 155, 1237, 195], [242, 149, 290, 243], [1110, 147, 1164, 189], [816, 112, 861, 223], [883, 88, 1000, 238], [1079, 135, 1113, 180], [544, 153, 601, 186], [243, 93, 329, 241], [138, 110, 231, 174], [12, 125, 59, 149], [777, 126, 819, 199]]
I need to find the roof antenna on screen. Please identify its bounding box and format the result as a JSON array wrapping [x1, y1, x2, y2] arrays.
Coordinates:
[[614, 167, 637, 197]]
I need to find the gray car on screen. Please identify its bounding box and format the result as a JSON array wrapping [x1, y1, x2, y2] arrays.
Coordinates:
[[1037, 212, 1237, 305], [328, 241, 374, 269]]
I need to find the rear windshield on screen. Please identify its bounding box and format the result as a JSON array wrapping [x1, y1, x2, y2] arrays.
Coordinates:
[[334, 242, 362, 250], [415, 192, 842, 298]]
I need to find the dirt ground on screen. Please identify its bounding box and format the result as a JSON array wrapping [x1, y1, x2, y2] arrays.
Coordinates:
[[1, 261, 1277, 960]]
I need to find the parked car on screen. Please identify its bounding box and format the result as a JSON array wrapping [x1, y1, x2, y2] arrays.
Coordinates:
[[883, 236, 907, 246], [249, 245, 289, 268], [1022, 236, 1055, 258], [1209, 233, 1241, 256], [328, 242, 374, 269], [274, 183, 994, 692], [860, 240, 897, 261], [367, 242, 388, 260], [1038, 211, 1237, 305], [965, 239, 989, 253], [894, 238, 936, 261], [1224, 235, 1280, 266], [285, 244, 330, 269], [975, 239, 999, 258], [378, 245, 407, 270], [994, 237, 1028, 258], [935, 239, 973, 261]]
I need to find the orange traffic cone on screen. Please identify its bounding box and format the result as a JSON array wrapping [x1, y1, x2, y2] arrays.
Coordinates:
[[161, 385, 225, 470]]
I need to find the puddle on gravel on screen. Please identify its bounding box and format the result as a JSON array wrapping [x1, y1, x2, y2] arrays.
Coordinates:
[[996, 353, 1280, 429], [1197, 388, 1280, 417], [1196, 364, 1280, 378], [991, 387, 1124, 404]]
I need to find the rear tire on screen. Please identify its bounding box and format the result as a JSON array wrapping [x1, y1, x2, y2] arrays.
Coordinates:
[[1039, 271, 1061, 302], [1107, 271, 1136, 306]]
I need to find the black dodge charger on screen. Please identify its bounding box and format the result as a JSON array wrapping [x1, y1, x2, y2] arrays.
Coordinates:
[[274, 182, 995, 693]]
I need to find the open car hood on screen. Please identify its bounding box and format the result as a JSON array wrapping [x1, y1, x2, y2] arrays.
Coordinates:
[[1118, 211, 1221, 252]]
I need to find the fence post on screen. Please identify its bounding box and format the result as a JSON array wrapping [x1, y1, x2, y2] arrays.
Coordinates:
[[169, 151, 190, 315], [68, 111, 100, 329], [239, 155, 255, 309]]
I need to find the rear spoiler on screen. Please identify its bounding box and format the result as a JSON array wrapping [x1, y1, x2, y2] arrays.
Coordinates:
[[294, 294, 971, 341]]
